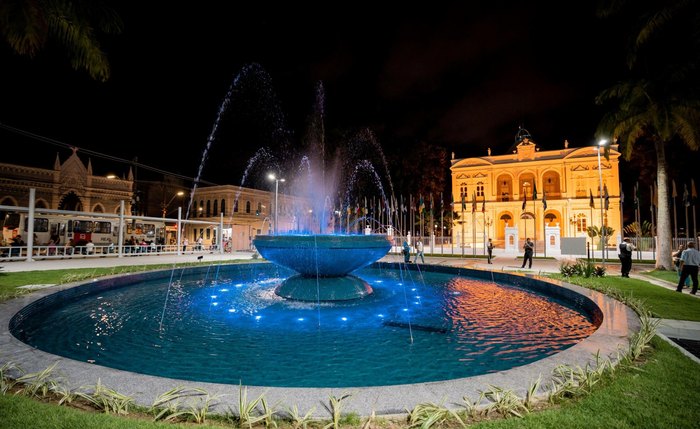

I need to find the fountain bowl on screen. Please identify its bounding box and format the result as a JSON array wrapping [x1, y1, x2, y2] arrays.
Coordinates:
[[253, 234, 392, 278]]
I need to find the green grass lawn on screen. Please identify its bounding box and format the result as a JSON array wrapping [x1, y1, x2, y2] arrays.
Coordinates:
[[548, 274, 700, 321], [1, 266, 699, 428]]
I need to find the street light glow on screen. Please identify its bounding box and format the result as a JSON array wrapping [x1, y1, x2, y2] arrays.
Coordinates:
[[595, 138, 608, 268], [268, 174, 285, 235]]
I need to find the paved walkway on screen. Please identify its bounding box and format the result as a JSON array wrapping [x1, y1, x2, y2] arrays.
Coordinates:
[[2, 250, 699, 364]]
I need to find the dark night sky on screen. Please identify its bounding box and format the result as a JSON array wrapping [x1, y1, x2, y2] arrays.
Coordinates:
[[0, 2, 636, 190]]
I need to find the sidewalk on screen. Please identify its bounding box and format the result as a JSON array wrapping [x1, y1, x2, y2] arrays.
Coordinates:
[[3, 250, 699, 363]]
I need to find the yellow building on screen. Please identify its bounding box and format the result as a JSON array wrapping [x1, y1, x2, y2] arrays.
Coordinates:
[[450, 137, 621, 252]]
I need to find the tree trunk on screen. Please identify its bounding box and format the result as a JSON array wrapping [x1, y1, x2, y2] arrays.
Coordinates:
[[654, 140, 673, 269]]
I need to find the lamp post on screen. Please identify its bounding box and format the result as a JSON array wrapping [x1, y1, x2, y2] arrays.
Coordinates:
[[268, 173, 285, 235], [161, 191, 185, 218], [597, 139, 608, 267]]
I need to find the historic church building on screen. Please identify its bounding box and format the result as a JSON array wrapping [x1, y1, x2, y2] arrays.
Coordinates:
[[451, 134, 621, 252], [0, 148, 134, 213]]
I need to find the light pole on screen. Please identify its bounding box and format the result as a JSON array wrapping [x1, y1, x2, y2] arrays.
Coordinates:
[[161, 191, 185, 218], [268, 173, 285, 235], [596, 139, 608, 266]]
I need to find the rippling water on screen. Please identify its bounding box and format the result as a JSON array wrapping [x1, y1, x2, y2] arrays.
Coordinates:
[[12, 266, 597, 387]]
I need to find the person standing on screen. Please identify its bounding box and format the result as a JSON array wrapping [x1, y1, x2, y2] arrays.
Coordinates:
[[676, 241, 700, 295], [402, 240, 411, 263], [487, 238, 494, 264], [182, 237, 189, 253], [414, 238, 425, 263], [673, 244, 690, 288], [618, 237, 636, 277], [521, 238, 533, 269]]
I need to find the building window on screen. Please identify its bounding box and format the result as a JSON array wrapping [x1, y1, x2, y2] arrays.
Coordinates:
[[476, 182, 484, 197], [233, 200, 238, 213], [245, 201, 251, 214], [221, 199, 226, 216], [213, 200, 218, 216], [206, 200, 211, 217]]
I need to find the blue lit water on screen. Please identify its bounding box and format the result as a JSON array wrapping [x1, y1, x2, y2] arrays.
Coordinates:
[[11, 264, 596, 387]]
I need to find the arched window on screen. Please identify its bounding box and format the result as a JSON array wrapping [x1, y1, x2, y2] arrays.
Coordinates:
[[459, 183, 468, 199], [233, 200, 238, 213], [199, 200, 204, 217], [221, 199, 226, 216], [245, 201, 251, 214], [206, 200, 211, 217], [213, 200, 218, 216]]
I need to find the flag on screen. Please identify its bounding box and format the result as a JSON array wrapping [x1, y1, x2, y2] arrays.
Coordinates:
[[589, 190, 594, 208], [472, 192, 477, 212], [672, 180, 677, 198], [692, 179, 697, 205], [482, 195, 486, 213], [522, 192, 527, 210], [683, 184, 690, 207], [532, 181, 537, 201], [542, 190, 547, 210], [461, 193, 466, 211], [419, 195, 425, 213], [603, 185, 609, 210], [634, 181, 640, 209], [620, 184, 624, 204]]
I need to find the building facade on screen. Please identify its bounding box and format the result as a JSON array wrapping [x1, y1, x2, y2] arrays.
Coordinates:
[[0, 148, 134, 214], [451, 138, 621, 250]]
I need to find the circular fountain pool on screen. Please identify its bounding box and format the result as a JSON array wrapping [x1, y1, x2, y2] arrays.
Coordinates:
[[9, 263, 601, 388]]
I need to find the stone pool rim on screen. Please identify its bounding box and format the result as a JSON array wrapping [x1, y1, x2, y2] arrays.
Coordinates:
[[0, 262, 640, 417]]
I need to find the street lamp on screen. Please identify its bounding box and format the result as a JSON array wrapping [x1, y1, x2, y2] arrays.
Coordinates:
[[161, 191, 185, 218], [268, 173, 285, 235], [596, 139, 608, 267]]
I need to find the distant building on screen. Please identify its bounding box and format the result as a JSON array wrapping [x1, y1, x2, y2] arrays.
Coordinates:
[[451, 135, 621, 250], [0, 149, 313, 251], [0, 148, 133, 213]]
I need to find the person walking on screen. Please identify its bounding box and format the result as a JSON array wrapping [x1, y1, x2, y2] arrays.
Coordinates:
[[618, 237, 636, 277], [487, 238, 494, 264], [521, 238, 533, 269], [676, 241, 700, 295], [414, 238, 425, 263]]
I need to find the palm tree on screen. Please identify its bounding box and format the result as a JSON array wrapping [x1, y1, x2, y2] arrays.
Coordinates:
[[595, 79, 700, 269], [0, 0, 122, 82], [595, 0, 700, 270]]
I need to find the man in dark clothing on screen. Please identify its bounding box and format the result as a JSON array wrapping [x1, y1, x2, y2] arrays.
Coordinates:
[[521, 238, 533, 269], [676, 241, 700, 295], [618, 237, 635, 277]]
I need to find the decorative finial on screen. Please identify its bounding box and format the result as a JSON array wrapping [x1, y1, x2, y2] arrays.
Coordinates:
[[564, 139, 569, 149], [487, 148, 491, 156]]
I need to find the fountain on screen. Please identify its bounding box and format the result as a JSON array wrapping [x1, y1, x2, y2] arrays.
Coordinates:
[[0, 65, 638, 417]]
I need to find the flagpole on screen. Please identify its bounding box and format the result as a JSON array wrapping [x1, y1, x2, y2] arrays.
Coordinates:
[[461, 204, 465, 258], [440, 193, 444, 256], [684, 183, 689, 242], [692, 179, 698, 239], [650, 184, 656, 261], [532, 192, 536, 257], [672, 180, 677, 239], [620, 182, 624, 244], [472, 192, 476, 256]]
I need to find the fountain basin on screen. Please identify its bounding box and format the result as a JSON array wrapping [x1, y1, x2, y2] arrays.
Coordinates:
[[253, 234, 392, 277]]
